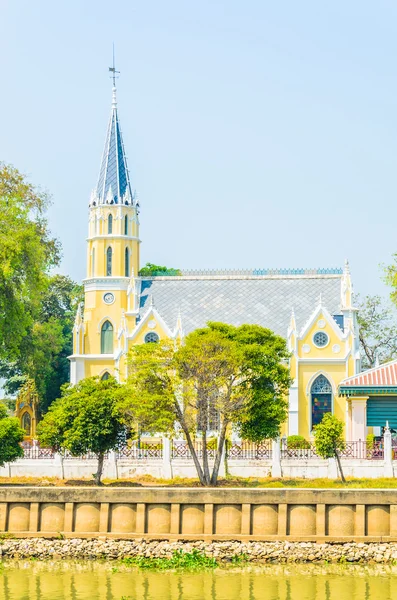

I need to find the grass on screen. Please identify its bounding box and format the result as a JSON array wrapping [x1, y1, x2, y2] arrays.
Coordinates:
[[2, 474, 397, 488], [118, 549, 217, 571]]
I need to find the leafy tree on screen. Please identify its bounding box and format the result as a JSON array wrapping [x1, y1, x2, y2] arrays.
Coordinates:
[[0, 164, 60, 361], [37, 377, 124, 484], [122, 322, 291, 486], [286, 435, 310, 450], [0, 404, 25, 466], [138, 263, 181, 276], [0, 275, 83, 412], [356, 295, 397, 369], [313, 413, 346, 482]]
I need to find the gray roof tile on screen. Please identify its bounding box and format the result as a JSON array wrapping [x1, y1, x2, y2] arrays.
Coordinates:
[[139, 275, 342, 337]]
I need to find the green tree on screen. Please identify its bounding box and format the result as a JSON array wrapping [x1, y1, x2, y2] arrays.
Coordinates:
[[123, 322, 291, 486], [356, 295, 397, 369], [0, 164, 60, 361], [138, 263, 181, 276], [0, 275, 83, 412], [313, 413, 346, 482], [37, 377, 124, 484], [0, 404, 25, 466]]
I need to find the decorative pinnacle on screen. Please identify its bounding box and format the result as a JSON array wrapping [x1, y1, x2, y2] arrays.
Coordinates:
[[344, 258, 350, 274], [109, 43, 119, 109]]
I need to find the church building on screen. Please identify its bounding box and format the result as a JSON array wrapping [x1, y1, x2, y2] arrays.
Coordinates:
[[70, 81, 362, 440]]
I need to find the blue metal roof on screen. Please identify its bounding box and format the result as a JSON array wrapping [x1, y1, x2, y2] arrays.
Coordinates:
[[95, 87, 133, 205]]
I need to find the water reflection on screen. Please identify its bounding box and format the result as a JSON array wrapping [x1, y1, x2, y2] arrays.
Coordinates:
[[1, 561, 397, 600]]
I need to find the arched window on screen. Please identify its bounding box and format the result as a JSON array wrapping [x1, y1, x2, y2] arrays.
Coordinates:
[[22, 412, 31, 436], [124, 215, 128, 236], [106, 247, 112, 276], [108, 214, 113, 234], [91, 248, 95, 277], [311, 374, 332, 428], [101, 321, 114, 354], [125, 247, 130, 277], [101, 371, 111, 381], [145, 332, 159, 343]]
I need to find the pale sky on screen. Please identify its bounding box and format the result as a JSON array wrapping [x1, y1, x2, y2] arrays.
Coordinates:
[[1, 0, 397, 298]]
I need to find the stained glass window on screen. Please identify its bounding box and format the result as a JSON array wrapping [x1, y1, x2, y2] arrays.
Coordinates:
[[145, 332, 159, 343], [311, 374, 332, 427], [313, 331, 328, 347], [311, 375, 332, 394]]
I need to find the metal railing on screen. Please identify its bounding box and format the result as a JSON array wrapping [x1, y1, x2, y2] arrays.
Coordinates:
[[117, 442, 163, 460], [226, 441, 272, 460]]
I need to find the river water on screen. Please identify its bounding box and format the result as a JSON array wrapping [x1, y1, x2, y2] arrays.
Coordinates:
[[1, 561, 397, 600]]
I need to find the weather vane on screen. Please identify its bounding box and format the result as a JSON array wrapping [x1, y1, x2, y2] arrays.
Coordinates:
[[109, 43, 120, 86]]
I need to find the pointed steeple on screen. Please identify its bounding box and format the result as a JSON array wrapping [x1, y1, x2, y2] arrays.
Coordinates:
[[94, 80, 133, 206]]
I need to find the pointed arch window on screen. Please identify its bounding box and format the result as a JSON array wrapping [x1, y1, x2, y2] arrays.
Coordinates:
[[22, 412, 31, 436], [108, 214, 113, 234], [311, 374, 332, 428], [91, 248, 95, 277], [125, 247, 130, 277], [101, 321, 113, 354], [124, 215, 128, 236], [101, 371, 111, 381], [106, 247, 112, 276]]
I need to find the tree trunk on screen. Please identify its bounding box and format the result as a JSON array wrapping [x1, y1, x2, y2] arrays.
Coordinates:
[[210, 420, 228, 485], [95, 452, 105, 485], [334, 448, 346, 483], [202, 429, 211, 486], [174, 402, 206, 485]]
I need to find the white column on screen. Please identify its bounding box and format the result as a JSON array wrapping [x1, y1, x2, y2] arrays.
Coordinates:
[[383, 423, 393, 477], [54, 452, 64, 479], [271, 437, 282, 478], [162, 437, 172, 479], [350, 397, 368, 441], [288, 384, 299, 436]]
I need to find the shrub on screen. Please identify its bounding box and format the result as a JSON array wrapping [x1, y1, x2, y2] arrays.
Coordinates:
[[287, 435, 310, 449], [366, 433, 376, 447]]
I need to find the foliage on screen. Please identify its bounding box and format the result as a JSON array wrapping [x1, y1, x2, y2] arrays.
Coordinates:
[[287, 435, 310, 449], [122, 322, 291, 486], [0, 164, 60, 361], [138, 262, 181, 276], [313, 414, 346, 482], [366, 433, 376, 447], [356, 294, 397, 369], [37, 377, 124, 484], [0, 404, 24, 467], [0, 275, 83, 412], [119, 549, 217, 570]]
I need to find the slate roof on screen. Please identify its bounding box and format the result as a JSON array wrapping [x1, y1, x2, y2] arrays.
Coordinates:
[[138, 273, 343, 337], [95, 87, 133, 205]]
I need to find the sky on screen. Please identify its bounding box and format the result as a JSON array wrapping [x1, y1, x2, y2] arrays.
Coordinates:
[[1, 0, 397, 298]]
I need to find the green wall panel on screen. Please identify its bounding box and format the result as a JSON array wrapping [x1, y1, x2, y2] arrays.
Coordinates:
[[367, 397, 397, 429]]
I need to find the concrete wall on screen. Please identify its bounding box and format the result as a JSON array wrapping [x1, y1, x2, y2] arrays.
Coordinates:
[[2, 487, 397, 541]]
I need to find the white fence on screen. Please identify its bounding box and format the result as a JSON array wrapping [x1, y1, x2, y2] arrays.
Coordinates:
[[0, 431, 395, 480]]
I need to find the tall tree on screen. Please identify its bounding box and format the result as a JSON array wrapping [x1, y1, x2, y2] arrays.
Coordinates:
[[122, 323, 291, 485], [0, 164, 60, 361], [0, 275, 83, 412], [37, 377, 124, 484], [356, 295, 397, 369]]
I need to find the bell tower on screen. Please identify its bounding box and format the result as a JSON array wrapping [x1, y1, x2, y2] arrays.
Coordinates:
[[70, 65, 140, 384]]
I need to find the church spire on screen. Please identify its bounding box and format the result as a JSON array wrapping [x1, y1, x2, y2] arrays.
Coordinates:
[[92, 55, 134, 207]]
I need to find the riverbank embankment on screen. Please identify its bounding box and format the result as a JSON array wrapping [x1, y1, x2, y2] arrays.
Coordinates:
[[2, 538, 397, 564]]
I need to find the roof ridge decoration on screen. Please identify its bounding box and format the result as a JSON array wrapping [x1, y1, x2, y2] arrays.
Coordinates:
[[142, 267, 344, 278], [90, 70, 134, 207]]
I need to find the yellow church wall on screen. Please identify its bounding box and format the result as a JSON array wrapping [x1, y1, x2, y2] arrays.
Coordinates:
[[297, 362, 348, 438], [83, 359, 116, 379], [131, 320, 170, 346], [297, 313, 343, 360]]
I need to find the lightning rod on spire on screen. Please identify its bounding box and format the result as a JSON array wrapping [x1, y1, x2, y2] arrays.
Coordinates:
[[109, 43, 120, 87]]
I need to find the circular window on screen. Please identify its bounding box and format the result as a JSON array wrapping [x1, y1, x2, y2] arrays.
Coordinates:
[[145, 332, 159, 344], [313, 331, 329, 348]]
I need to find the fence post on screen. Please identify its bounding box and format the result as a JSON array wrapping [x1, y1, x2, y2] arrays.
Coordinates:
[[271, 437, 282, 478], [162, 437, 173, 480], [106, 450, 118, 480], [383, 422, 393, 478]]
